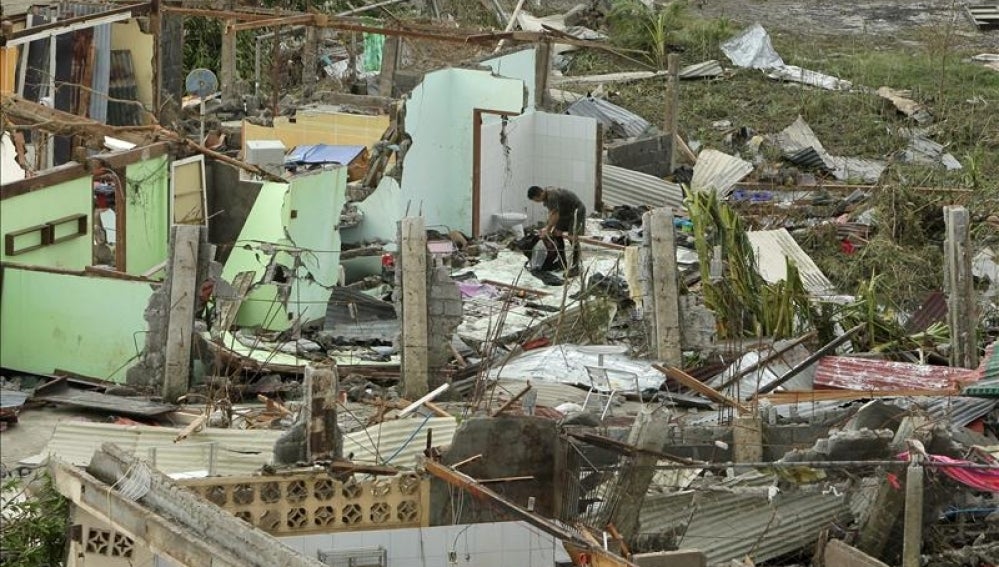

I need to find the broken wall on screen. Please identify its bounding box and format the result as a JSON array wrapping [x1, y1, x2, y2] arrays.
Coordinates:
[[0, 171, 92, 270], [431, 416, 558, 525], [222, 167, 347, 331], [123, 154, 169, 274], [478, 111, 598, 235], [109, 19, 154, 109], [0, 267, 155, 380], [206, 161, 262, 264], [401, 68, 525, 234], [0, 132, 26, 183], [482, 47, 538, 111], [340, 176, 401, 245]]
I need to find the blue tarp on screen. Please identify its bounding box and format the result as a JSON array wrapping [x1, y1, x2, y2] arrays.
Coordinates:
[[286, 144, 366, 165]]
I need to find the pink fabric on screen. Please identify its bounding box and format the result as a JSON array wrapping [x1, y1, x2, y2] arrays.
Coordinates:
[[899, 452, 999, 493]]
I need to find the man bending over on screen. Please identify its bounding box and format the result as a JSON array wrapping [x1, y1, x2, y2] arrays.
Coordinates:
[[528, 185, 586, 277]]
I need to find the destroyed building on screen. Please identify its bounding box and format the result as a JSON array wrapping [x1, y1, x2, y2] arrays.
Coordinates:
[[1, 1, 998, 567]]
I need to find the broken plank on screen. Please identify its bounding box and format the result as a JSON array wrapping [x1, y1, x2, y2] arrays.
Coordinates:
[[481, 279, 550, 296], [478, 475, 534, 483], [758, 388, 960, 405], [174, 414, 207, 443], [490, 384, 532, 417], [34, 380, 177, 417], [654, 364, 749, 413]]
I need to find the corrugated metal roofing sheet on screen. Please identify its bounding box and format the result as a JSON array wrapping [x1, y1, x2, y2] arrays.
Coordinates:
[[814, 356, 970, 391], [897, 397, 999, 426], [962, 342, 999, 397], [904, 291, 948, 333], [773, 116, 885, 182], [690, 149, 753, 196], [679, 60, 724, 79], [601, 164, 684, 210], [46, 421, 281, 476], [640, 473, 851, 565], [566, 97, 652, 139], [746, 229, 836, 295], [343, 416, 456, 469]]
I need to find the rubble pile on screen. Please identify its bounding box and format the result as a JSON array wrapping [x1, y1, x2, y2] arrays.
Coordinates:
[[1, 0, 997, 566]]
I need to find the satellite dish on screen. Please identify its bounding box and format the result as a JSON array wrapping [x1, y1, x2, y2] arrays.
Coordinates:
[[185, 68, 219, 98]]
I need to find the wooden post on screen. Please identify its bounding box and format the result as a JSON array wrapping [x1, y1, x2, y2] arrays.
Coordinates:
[[150, 0, 160, 112], [220, 19, 237, 104], [304, 364, 340, 460], [400, 217, 429, 398], [302, 26, 319, 88], [533, 39, 551, 109], [649, 208, 682, 365], [377, 36, 400, 97], [944, 206, 978, 369], [162, 225, 201, 402], [902, 464, 924, 567], [663, 53, 680, 173]]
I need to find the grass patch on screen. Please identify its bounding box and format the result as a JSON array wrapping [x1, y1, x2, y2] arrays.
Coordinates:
[[562, 12, 998, 306]]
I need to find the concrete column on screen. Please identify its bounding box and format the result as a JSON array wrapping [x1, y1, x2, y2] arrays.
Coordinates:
[[304, 364, 340, 460], [945, 206, 978, 369], [663, 53, 680, 173], [649, 208, 682, 365], [603, 408, 670, 541], [162, 225, 201, 401], [902, 464, 924, 567], [400, 216, 429, 398], [858, 417, 927, 561]]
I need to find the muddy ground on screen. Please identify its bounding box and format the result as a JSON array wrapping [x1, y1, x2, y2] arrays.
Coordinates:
[[695, 0, 998, 48]]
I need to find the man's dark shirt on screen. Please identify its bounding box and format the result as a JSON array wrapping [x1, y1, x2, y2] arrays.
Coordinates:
[[543, 187, 586, 234]]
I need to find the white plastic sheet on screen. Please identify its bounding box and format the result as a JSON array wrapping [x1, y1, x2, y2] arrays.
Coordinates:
[[720, 23, 784, 70]]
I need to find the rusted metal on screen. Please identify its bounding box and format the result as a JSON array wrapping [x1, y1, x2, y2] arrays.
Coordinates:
[[813, 356, 972, 391]]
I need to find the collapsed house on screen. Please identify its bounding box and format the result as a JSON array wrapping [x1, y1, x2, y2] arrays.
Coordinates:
[[1, 3, 998, 567]]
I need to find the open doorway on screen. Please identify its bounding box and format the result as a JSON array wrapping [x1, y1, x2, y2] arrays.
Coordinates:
[[91, 166, 124, 269]]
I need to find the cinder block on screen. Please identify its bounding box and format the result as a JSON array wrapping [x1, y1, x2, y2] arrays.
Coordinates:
[[633, 549, 707, 567], [443, 300, 464, 317]]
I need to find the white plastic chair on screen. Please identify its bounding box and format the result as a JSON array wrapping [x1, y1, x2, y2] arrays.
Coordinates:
[[584, 366, 644, 419]]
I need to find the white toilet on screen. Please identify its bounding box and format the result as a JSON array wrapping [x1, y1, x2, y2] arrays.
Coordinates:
[[494, 212, 528, 238]]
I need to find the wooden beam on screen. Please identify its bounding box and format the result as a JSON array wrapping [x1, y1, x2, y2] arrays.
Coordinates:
[[654, 364, 749, 413], [490, 384, 532, 417], [424, 460, 638, 567]]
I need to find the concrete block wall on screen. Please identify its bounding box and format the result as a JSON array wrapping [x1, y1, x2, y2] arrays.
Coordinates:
[[427, 265, 462, 388]]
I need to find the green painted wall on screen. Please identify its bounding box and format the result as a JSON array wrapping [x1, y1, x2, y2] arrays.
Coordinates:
[[0, 174, 91, 269], [0, 268, 155, 381], [222, 168, 347, 331], [124, 155, 170, 275]]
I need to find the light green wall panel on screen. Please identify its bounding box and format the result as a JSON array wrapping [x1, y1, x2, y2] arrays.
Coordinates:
[[0, 175, 91, 269], [0, 268, 155, 381], [124, 155, 170, 275], [223, 168, 347, 331]]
